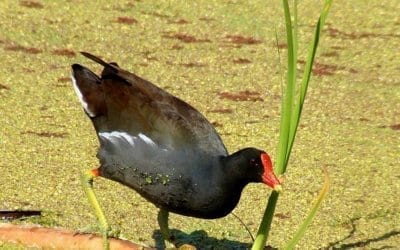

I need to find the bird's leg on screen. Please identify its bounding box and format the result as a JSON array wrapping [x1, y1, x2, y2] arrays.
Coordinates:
[[157, 208, 175, 248], [81, 168, 111, 250]]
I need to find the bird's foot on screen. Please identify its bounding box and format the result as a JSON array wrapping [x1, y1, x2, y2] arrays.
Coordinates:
[[164, 241, 176, 249], [177, 244, 197, 250], [161, 233, 176, 249], [164, 236, 197, 249]]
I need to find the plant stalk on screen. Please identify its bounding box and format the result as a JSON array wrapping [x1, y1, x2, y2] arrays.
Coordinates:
[[252, 0, 333, 249]]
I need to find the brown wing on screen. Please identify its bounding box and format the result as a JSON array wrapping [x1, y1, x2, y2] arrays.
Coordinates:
[[72, 52, 227, 154]]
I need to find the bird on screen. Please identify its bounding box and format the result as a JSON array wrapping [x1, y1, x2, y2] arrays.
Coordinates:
[[71, 52, 281, 248]]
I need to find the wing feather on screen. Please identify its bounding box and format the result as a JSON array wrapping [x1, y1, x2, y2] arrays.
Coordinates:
[[73, 52, 227, 156]]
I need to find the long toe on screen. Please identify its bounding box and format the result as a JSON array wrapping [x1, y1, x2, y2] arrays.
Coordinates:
[[164, 239, 176, 249], [177, 244, 197, 250]]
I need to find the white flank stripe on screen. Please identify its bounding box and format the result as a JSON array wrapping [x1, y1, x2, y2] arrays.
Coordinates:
[[98, 131, 160, 149], [98, 131, 135, 147], [138, 133, 156, 146], [71, 74, 96, 117]]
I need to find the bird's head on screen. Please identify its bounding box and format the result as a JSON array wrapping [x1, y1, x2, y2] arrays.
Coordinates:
[[225, 148, 282, 191]]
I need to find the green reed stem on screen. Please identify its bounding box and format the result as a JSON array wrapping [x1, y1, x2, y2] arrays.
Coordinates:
[[252, 1, 333, 249]]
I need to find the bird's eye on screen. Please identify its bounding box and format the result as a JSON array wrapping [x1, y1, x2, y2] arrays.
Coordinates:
[[250, 159, 257, 166]]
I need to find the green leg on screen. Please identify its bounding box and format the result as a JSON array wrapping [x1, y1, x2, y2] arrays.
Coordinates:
[[81, 169, 110, 250], [158, 209, 175, 248]]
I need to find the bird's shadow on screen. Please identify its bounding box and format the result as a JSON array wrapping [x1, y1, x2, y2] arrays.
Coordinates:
[[152, 229, 276, 249]]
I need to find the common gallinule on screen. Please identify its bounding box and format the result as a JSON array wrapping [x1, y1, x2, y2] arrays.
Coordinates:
[[72, 52, 281, 248]]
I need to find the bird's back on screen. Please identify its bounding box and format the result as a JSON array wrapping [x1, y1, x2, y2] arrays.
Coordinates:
[[71, 53, 235, 217]]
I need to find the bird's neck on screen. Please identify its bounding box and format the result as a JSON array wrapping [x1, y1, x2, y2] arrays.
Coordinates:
[[220, 154, 251, 186]]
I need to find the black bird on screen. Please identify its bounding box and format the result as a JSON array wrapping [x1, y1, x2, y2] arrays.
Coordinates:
[[71, 52, 281, 248]]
